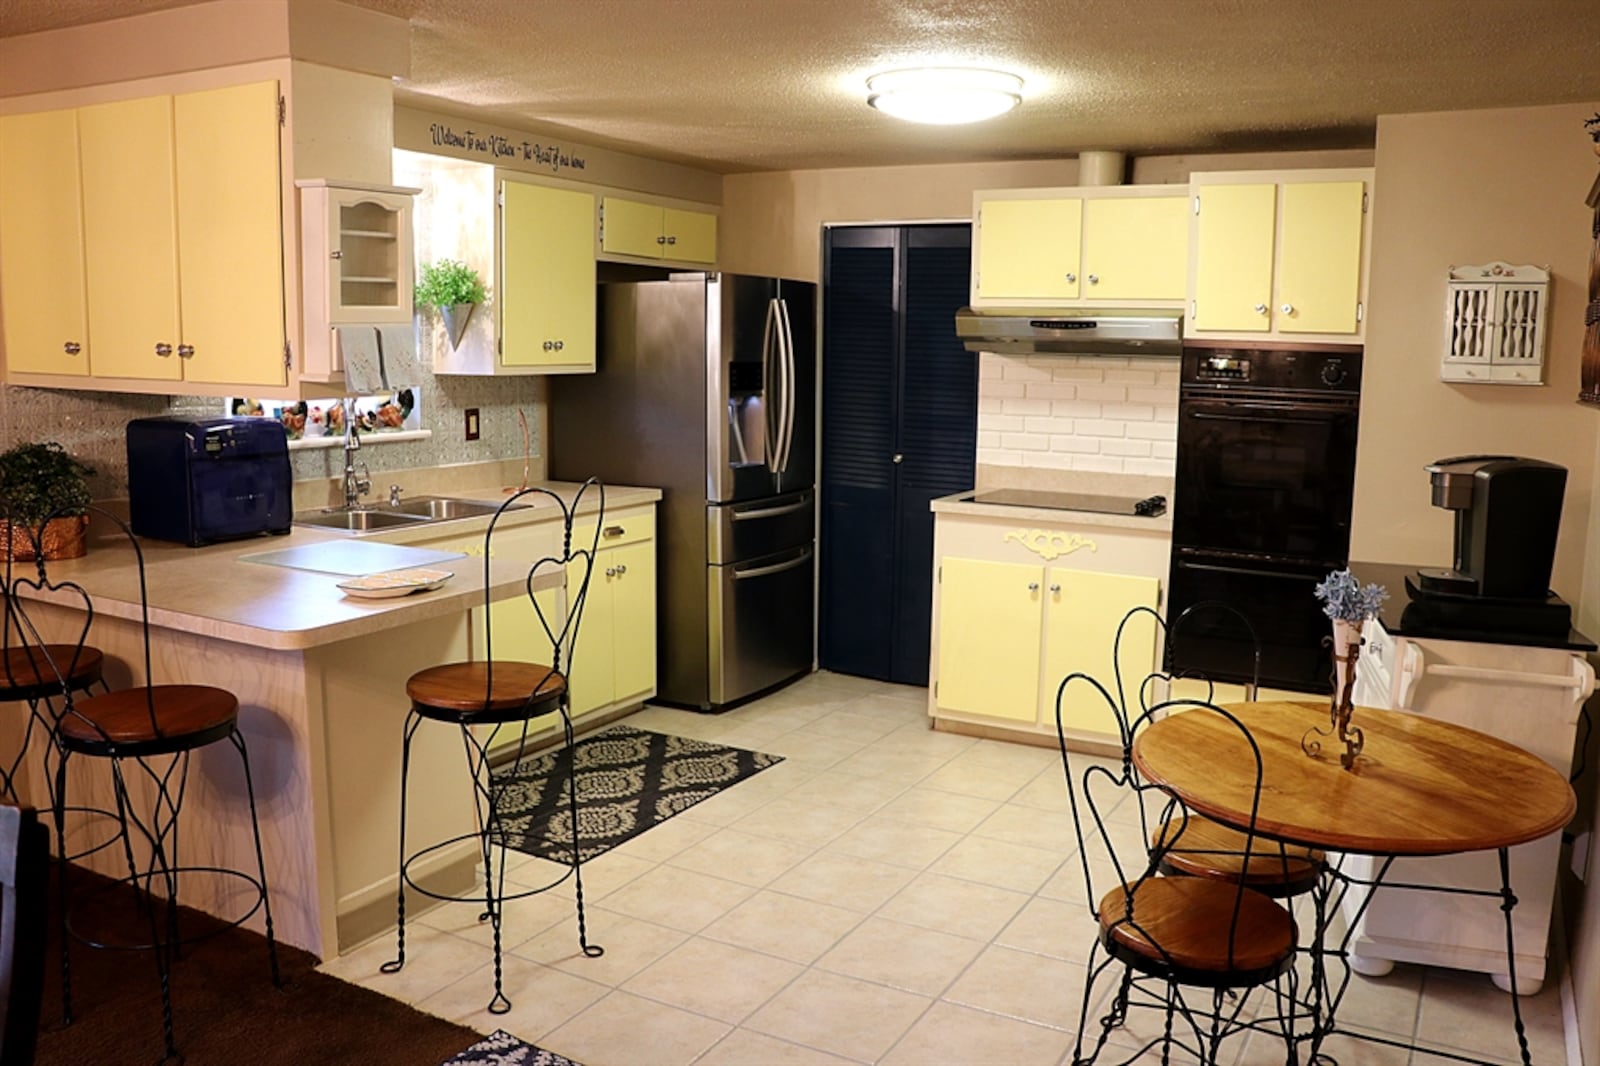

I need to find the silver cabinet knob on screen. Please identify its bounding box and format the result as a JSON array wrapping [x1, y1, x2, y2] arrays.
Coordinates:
[[64, 341, 82, 355], [666, 236, 676, 245], [606, 567, 616, 577], [656, 235, 667, 244], [543, 340, 554, 351], [330, 249, 343, 259], [177, 344, 194, 358], [1281, 303, 1295, 315], [1064, 273, 1077, 283], [1027, 582, 1040, 592], [1087, 274, 1099, 285], [1254, 303, 1268, 315], [155, 342, 173, 356], [892, 453, 903, 464], [554, 340, 564, 351], [615, 563, 627, 575], [1050, 583, 1061, 593]]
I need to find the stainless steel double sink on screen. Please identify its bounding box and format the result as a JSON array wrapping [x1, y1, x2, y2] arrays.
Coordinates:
[[292, 496, 526, 533]]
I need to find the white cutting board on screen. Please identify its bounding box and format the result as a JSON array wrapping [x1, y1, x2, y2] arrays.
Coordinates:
[[237, 539, 466, 576]]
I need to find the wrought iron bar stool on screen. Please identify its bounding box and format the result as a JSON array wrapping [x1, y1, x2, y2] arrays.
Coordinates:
[[382, 481, 605, 1014], [6, 505, 279, 1064]]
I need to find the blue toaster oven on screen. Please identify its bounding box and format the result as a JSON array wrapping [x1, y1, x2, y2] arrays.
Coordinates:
[[126, 417, 293, 546]]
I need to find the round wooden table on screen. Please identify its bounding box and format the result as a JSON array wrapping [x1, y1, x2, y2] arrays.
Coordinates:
[[1131, 699, 1574, 857]]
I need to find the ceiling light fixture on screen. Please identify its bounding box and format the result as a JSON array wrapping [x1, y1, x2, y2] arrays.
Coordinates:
[[866, 67, 1023, 125]]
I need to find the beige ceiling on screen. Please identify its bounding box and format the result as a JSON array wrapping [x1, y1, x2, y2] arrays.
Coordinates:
[[4, 0, 1599, 174]]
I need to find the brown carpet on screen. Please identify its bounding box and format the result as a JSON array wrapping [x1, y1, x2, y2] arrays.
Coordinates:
[[35, 865, 482, 1066]]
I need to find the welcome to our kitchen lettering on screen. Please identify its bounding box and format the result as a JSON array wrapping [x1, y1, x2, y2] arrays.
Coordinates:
[[429, 123, 587, 173]]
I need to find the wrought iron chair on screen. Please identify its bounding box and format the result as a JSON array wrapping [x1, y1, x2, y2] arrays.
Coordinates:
[[0, 802, 47, 1066], [5, 505, 279, 1064], [382, 481, 605, 1014], [1114, 602, 1324, 900], [1055, 673, 1301, 1065]]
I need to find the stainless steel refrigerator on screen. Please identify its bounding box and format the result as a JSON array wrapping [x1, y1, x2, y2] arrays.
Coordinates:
[[549, 272, 816, 710]]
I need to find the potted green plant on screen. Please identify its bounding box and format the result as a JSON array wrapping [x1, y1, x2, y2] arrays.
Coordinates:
[[415, 258, 488, 348], [0, 440, 96, 561]]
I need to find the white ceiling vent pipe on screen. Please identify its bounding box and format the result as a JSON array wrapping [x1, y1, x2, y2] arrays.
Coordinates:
[[1078, 150, 1127, 187]]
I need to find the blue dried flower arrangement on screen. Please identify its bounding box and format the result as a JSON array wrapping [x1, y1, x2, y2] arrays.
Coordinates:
[[1313, 568, 1388, 624]]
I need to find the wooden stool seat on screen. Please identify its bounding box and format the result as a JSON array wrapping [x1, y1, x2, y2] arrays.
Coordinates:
[[1, 644, 103, 702], [56, 685, 238, 757], [1152, 814, 1324, 897], [1098, 876, 1295, 983], [406, 661, 566, 724]]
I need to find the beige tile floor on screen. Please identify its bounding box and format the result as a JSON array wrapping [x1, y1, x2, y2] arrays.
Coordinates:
[[320, 671, 1572, 1066]]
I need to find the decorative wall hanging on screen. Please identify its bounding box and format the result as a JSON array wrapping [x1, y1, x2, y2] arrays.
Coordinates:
[[1442, 262, 1550, 385], [1580, 113, 1600, 407]]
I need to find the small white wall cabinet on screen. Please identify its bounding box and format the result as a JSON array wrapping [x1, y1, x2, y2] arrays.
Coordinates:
[[296, 180, 419, 383], [1441, 262, 1550, 384], [970, 185, 1190, 307], [1186, 168, 1373, 343], [928, 509, 1171, 749]]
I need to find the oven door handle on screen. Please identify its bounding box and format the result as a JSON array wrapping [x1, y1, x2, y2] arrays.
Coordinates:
[[1177, 560, 1328, 581], [1188, 408, 1348, 426]]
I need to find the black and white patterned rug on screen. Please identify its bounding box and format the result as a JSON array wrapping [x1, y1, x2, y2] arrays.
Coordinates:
[[490, 724, 784, 863], [441, 1029, 581, 1065]]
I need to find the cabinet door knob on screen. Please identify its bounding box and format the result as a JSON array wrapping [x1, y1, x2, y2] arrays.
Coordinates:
[[554, 340, 564, 351], [892, 453, 903, 464], [606, 567, 616, 577], [1087, 274, 1099, 285], [666, 236, 676, 245], [615, 563, 627, 575], [657, 235, 667, 244], [178, 344, 195, 358], [1064, 273, 1076, 283], [155, 342, 173, 356], [543, 340, 554, 351], [1027, 582, 1040, 592], [63, 341, 82, 355], [330, 249, 343, 259], [1254, 303, 1268, 315], [1050, 583, 1061, 593], [1281, 303, 1295, 315]]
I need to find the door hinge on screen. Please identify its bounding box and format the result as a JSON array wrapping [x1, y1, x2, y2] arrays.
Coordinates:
[[277, 95, 286, 126], [937, 565, 942, 582], [1356, 302, 1365, 323], [283, 341, 291, 368], [934, 680, 939, 698], [1190, 299, 1198, 320], [1192, 195, 1201, 216], [497, 336, 503, 355], [1362, 192, 1370, 214]]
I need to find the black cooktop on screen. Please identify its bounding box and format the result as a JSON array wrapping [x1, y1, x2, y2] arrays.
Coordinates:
[[970, 488, 1167, 517]]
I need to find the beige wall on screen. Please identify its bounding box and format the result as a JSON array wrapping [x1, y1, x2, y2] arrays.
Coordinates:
[[1350, 103, 1600, 602], [1576, 433, 1600, 1066], [718, 148, 1374, 283]]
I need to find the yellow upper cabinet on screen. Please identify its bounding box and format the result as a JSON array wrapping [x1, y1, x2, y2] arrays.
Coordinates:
[[0, 109, 90, 377], [598, 195, 717, 265], [972, 187, 1190, 306], [0, 80, 286, 393], [1188, 169, 1372, 342], [500, 178, 596, 372], [975, 197, 1082, 301]]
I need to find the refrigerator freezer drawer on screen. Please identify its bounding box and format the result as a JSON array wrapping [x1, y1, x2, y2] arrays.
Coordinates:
[[707, 491, 814, 566], [708, 544, 815, 705]]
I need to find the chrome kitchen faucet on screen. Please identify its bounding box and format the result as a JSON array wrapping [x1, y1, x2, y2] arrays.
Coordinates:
[[342, 398, 371, 509]]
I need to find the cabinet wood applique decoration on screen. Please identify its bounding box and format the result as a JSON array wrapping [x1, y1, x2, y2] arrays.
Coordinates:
[[1581, 115, 1600, 406]]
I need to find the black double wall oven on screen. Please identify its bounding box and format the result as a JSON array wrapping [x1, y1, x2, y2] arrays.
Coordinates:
[[1168, 341, 1363, 694]]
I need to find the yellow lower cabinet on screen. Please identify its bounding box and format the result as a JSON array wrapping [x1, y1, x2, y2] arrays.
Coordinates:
[[1042, 568, 1160, 736], [568, 539, 657, 718], [935, 558, 1045, 722]]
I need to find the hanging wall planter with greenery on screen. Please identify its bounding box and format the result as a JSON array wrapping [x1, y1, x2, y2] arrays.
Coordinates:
[[415, 259, 488, 349], [0, 441, 96, 561]]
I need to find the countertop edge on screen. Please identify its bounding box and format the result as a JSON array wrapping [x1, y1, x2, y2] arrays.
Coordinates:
[[931, 491, 1175, 534]]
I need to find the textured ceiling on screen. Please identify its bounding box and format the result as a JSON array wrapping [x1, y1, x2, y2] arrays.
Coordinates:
[[4, 0, 1599, 173]]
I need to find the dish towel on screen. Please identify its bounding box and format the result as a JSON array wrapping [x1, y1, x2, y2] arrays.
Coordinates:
[[339, 324, 420, 392]]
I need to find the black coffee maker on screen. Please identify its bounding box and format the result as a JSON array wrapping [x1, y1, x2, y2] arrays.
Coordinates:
[[1408, 455, 1571, 634]]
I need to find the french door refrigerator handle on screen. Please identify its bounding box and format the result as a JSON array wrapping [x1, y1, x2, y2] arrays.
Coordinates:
[[732, 545, 813, 581], [731, 497, 811, 521], [761, 298, 778, 468], [776, 297, 796, 474]]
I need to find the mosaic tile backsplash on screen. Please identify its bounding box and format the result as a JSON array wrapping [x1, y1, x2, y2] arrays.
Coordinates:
[[0, 361, 547, 501]]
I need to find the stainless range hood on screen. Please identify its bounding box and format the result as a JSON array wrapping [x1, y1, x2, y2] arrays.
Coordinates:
[[955, 307, 1183, 356]]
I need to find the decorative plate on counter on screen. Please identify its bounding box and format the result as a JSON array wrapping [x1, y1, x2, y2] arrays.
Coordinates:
[[337, 567, 454, 599]]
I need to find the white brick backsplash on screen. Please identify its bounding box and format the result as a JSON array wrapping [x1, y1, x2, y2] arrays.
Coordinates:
[[1152, 440, 1177, 459], [1104, 403, 1156, 421], [1156, 369, 1180, 387], [1052, 400, 1102, 417], [980, 448, 1025, 466], [1002, 397, 1053, 416], [1024, 382, 1078, 400], [978, 413, 1025, 433], [1076, 384, 1129, 402], [1002, 432, 1049, 452], [978, 396, 1002, 414], [1155, 405, 1178, 423], [1126, 422, 1176, 441], [980, 352, 1005, 379], [1003, 361, 1052, 382], [1102, 438, 1153, 458], [1125, 457, 1177, 477], [1050, 435, 1101, 453], [1077, 419, 1127, 437], [1128, 386, 1177, 405], [1052, 367, 1109, 382], [1104, 369, 1159, 385], [1022, 452, 1075, 469], [1025, 415, 1075, 434], [977, 430, 1002, 448], [987, 381, 1026, 399]]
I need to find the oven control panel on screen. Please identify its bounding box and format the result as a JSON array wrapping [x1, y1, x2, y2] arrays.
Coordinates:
[[1195, 354, 1251, 381], [1182, 346, 1362, 393]]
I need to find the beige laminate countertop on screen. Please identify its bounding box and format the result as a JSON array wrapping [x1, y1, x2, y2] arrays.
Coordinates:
[[930, 490, 1175, 534], [13, 482, 662, 651]]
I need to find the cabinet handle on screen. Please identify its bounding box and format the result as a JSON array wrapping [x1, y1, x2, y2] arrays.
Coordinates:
[[657, 235, 667, 244], [1064, 272, 1077, 283], [330, 250, 343, 259], [603, 525, 625, 538], [1087, 274, 1099, 285], [63, 341, 82, 355], [1254, 303, 1268, 315], [554, 340, 564, 351], [1050, 584, 1061, 593], [1281, 303, 1295, 315], [178, 344, 195, 358], [892, 453, 903, 464], [606, 567, 616, 577], [155, 342, 173, 356], [666, 236, 676, 245], [615, 563, 627, 575], [1027, 582, 1040, 592], [543, 340, 554, 351]]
